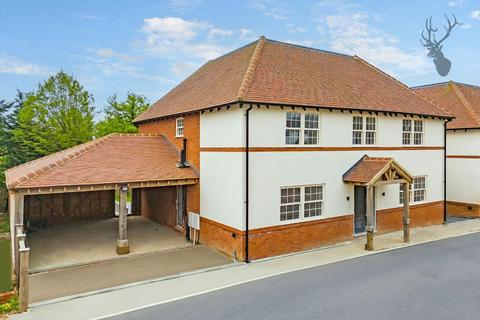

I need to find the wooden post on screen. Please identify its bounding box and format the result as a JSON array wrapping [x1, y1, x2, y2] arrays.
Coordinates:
[[403, 182, 410, 243], [18, 239, 30, 312], [116, 185, 129, 255], [9, 192, 24, 288], [365, 186, 375, 251]]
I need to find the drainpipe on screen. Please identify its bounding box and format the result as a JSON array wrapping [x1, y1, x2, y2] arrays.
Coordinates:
[[244, 104, 252, 263], [443, 119, 452, 223]]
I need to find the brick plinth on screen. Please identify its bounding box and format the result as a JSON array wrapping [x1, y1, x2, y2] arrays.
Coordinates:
[[377, 201, 444, 233], [447, 201, 480, 218]]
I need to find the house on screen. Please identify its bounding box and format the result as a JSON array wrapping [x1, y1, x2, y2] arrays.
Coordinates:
[[413, 81, 480, 218], [6, 36, 453, 277], [134, 36, 452, 260]]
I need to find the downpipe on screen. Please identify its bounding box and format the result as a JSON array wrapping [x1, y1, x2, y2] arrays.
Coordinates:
[[244, 104, 252, 263]]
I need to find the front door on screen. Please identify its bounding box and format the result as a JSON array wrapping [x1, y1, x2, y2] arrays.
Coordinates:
[[354, 186, 367, 234]]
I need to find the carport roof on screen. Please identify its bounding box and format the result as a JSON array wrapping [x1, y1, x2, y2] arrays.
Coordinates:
[[5, 134, 198, 191]]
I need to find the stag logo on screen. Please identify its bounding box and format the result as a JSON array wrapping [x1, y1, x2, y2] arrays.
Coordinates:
[[421, 14, 462, 77]]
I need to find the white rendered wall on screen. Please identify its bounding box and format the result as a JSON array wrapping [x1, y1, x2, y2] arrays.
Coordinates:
[[200, 107, 445, 230], [446, 130, 480, 205]]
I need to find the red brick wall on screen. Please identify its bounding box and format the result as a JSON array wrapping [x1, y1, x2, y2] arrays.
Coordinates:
[[201, 215, 354, 261], [137, 113, 200, 214], [376, 201, 444, 233], [447, 201, 480, 218], [140, 187, 177, 228]]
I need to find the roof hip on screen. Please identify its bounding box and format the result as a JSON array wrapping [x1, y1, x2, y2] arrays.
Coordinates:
[[237, 36, 266, 100], [450, 82, 480, 127]]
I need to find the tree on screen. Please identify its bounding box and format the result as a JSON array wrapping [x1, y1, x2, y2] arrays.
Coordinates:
[[11, 71, 95, 161], [95, 93, 149, 137]]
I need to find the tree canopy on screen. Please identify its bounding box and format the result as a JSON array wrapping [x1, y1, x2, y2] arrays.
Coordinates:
[[12, 71, 95, 162], [95, 93, 149, 137]]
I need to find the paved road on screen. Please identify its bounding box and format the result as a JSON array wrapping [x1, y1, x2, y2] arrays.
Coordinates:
[[108, 233, 480, 320]]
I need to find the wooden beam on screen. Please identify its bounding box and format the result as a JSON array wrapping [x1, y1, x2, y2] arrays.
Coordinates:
[[116, 185, 129, 255], [365, 186, 375, 251], [18, 238, 29, 312]]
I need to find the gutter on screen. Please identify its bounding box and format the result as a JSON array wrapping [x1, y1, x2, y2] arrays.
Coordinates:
[[444, 119, 452, 223], [244, 104, 252, 263]]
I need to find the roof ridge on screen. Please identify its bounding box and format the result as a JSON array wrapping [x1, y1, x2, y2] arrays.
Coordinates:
[[450, 82, 480, 127], [353, 55, 453, 118], [265, 38, 353, 58], [237, 36, 266, 100], [413, 81, 480, 90], [6, 134, 117, 189]]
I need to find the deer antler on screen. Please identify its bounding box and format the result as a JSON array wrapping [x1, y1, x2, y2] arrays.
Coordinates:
[[420, 17, 437, 50], [434, 14, 462, 46]]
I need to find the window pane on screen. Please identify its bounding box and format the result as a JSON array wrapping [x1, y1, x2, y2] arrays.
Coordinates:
[[280, 204, 300, 221], [286, 112, 301, 128], [304, 130, 318, 145], [414, 120, 423, 132], [402, 132, 411, 145], [366, 117, 376, 131], [353, 116, 363, 130], [413, 132, 423, 145], [402, 119, 412, 132], [305, 114, 319, 129], [304, 201, 322, 217], [352, 131, 362, 145], [305, 186, 322, 201], [286, 129, 300, 144], [365, 131, 375, 145]]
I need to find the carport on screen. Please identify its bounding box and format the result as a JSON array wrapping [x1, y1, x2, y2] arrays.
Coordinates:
[[5, 134, 201, 272]]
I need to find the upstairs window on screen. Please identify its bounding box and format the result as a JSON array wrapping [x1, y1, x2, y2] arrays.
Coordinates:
[[176, 117, 184, 137], [285, 112, 301, 145], [403, 119, 423, 145], [304, 114, 319, 145], [285, 112, 319, 145], [352, 116, 376, 145]]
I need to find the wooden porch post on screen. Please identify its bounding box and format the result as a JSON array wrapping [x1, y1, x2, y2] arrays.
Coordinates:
[[116, 185, 129, 255], [365, 186, 375, 251], [9, 192, 24, 287], [18, 238, 30, 312], [403, 182, 410, 243]]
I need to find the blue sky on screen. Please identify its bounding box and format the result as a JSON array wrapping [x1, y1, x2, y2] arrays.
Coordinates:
[[1, 0, 479, 115]]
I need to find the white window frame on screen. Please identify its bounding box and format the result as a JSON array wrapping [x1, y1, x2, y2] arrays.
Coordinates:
[[399, 176, 427, 204], [175, 117, 184, 137], [352, 115, 376, 145], [285, 111, 320, 146], [280, 184, 325, 222], [402, 119, 423, 145]]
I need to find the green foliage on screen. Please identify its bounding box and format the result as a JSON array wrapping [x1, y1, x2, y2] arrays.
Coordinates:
[[0, 239, 11, 293], [0, 296, 18, 314], [0, 215, 8, 233], [95, 93, 149, 137], [11, 71, 95, 161]]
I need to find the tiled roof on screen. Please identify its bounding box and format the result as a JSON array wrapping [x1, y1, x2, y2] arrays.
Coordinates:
[[413, 81, 480, 129], [343, 155, 412, 185], [134, 36, 452, 123], [5, 134, 198, 190]]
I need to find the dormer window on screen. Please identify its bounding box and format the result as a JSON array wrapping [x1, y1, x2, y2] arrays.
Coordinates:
[[176, 117, 184, 137]]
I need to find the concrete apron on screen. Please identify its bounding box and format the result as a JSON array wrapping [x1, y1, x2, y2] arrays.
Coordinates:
[[27, 219, 480, 309], [29, 245, 232, 304]]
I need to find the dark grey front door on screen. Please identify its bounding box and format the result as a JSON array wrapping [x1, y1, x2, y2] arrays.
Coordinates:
[[354, 186, 367, 234]]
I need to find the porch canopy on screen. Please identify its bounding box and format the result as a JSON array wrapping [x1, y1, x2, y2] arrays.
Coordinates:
[[5, 133, 198, 255], [343, 155, 413, 250]]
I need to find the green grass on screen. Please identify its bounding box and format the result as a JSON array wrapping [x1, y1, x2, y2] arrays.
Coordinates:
[[0, 240, 11, 293], [0, 215, 9, 233]]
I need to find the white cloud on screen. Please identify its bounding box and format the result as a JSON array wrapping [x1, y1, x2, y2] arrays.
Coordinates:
[[324, 13, 428, 74], [282, 39, 320, 47], [141, 17, 233, 61], [0, 54, 52, 76], [239, 28, 257, 41], [168, 0, 202, 11], [170, 62, 197, 77], [286, 24, 307, 33], [209, 28, 234, 38], [448, 0, 465, 7], [95, 48, 138, 62], [248, 0, 289, 20], [471, 10, 480, 20]]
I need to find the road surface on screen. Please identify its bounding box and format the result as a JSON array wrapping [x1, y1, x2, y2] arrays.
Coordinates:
[[108, 232, 480, 320]]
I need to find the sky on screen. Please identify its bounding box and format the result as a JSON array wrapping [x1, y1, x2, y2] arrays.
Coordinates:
[[1, 0, 479, 116]]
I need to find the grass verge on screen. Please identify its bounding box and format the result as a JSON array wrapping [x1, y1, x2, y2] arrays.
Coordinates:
[[0, 215, 8, 234]]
